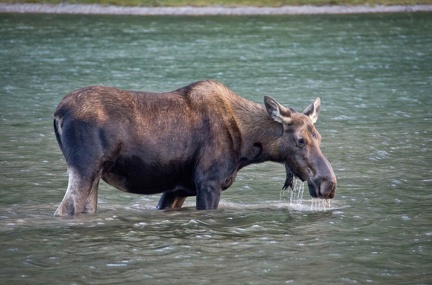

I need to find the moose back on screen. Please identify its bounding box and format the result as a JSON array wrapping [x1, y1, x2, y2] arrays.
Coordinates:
[[53, 80, 336, 216]]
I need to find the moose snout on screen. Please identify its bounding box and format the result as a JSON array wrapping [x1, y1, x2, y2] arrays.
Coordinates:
[[318, 177, 336, 199], [308, 173, 337, 199], [307, 154, 337, 199], [308, 176, 336, 199]]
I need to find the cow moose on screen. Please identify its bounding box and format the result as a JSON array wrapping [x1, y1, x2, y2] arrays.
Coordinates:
[[53, 80, 336, 216]]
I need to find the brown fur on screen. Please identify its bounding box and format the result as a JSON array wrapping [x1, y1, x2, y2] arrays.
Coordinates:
[[53, 80, 336, 216]]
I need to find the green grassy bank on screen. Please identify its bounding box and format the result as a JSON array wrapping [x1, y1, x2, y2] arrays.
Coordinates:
[[1, 0, 431, 6]]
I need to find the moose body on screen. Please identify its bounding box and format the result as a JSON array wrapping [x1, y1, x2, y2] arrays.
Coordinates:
[[53, 80, 336, 216]]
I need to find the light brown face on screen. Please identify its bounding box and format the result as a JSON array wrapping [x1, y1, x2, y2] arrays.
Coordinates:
[[264, 96, 336, 199], [293, 114, 322, 151], [287, 115, 336, 199]]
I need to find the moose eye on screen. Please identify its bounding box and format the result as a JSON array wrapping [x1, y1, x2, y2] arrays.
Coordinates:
[[298, 138, 305, 147]]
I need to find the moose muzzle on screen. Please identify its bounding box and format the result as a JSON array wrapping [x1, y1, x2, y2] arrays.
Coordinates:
[[308, 155, 337, 199]]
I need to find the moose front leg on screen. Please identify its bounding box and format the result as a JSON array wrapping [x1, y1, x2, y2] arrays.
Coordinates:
[[157, 191, 188, 209], [195, 181, 222, 210], [194, 155, 236, 210], [157, 187, 197, 210]]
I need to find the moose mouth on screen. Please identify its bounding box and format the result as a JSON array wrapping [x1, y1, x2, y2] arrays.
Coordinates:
[[307, 180, 336, 199], [284, 165, 336, 199]]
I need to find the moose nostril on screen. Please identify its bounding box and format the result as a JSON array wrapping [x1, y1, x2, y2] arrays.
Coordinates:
[[319, 179, 336, 199]]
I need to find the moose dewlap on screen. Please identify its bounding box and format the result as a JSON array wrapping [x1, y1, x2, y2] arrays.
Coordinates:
[[53, 80, 336, 216]]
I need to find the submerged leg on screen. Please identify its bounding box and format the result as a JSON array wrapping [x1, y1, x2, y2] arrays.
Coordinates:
[[83, 178, 99, 214], [157, 191, 189, 210], [194, 162, 233, 210], [196, 182, 221, 210], [54, 168, 100, 217]]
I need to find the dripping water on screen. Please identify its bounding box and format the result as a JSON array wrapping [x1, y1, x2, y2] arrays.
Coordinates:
[[289, 176, 304, 206], [280, 177, 332, 211]]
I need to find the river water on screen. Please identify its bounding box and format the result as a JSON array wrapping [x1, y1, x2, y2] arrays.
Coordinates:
[[1, 12, 431, 284]]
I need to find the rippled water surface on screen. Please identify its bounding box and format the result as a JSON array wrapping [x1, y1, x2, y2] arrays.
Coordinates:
[[1, 12, 431, 284]]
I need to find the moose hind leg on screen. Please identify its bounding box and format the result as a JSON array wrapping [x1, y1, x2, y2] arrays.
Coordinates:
[[54, 168, 100, 217], [83, 178, 99, 214]]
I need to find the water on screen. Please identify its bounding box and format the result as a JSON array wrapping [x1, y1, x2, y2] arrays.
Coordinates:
[[1, 12, 431, 284]]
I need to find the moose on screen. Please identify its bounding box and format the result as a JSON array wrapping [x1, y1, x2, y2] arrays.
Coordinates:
[[53, 80, 336, 216]]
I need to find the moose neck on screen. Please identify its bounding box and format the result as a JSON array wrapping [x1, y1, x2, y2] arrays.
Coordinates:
[[231, 98, 285, 168]]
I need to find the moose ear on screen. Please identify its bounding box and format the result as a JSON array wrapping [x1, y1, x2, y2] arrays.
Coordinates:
[[264, 96, 292, 124], [303, 97, 321, 124]]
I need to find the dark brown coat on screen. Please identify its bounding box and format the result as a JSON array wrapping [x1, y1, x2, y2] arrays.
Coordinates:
[[53, 80, 336, 216]]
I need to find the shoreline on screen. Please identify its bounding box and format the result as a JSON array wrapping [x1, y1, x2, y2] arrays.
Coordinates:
[[1, 3, 432, 15]]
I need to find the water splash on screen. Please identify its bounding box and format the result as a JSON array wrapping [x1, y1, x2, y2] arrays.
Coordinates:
[[280, 177, 332, 212], [310, 198, 332, 211], [279, 176, 303, 204]]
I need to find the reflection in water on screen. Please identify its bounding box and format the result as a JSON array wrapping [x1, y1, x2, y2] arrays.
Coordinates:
[[1, 12, 431, 284]]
